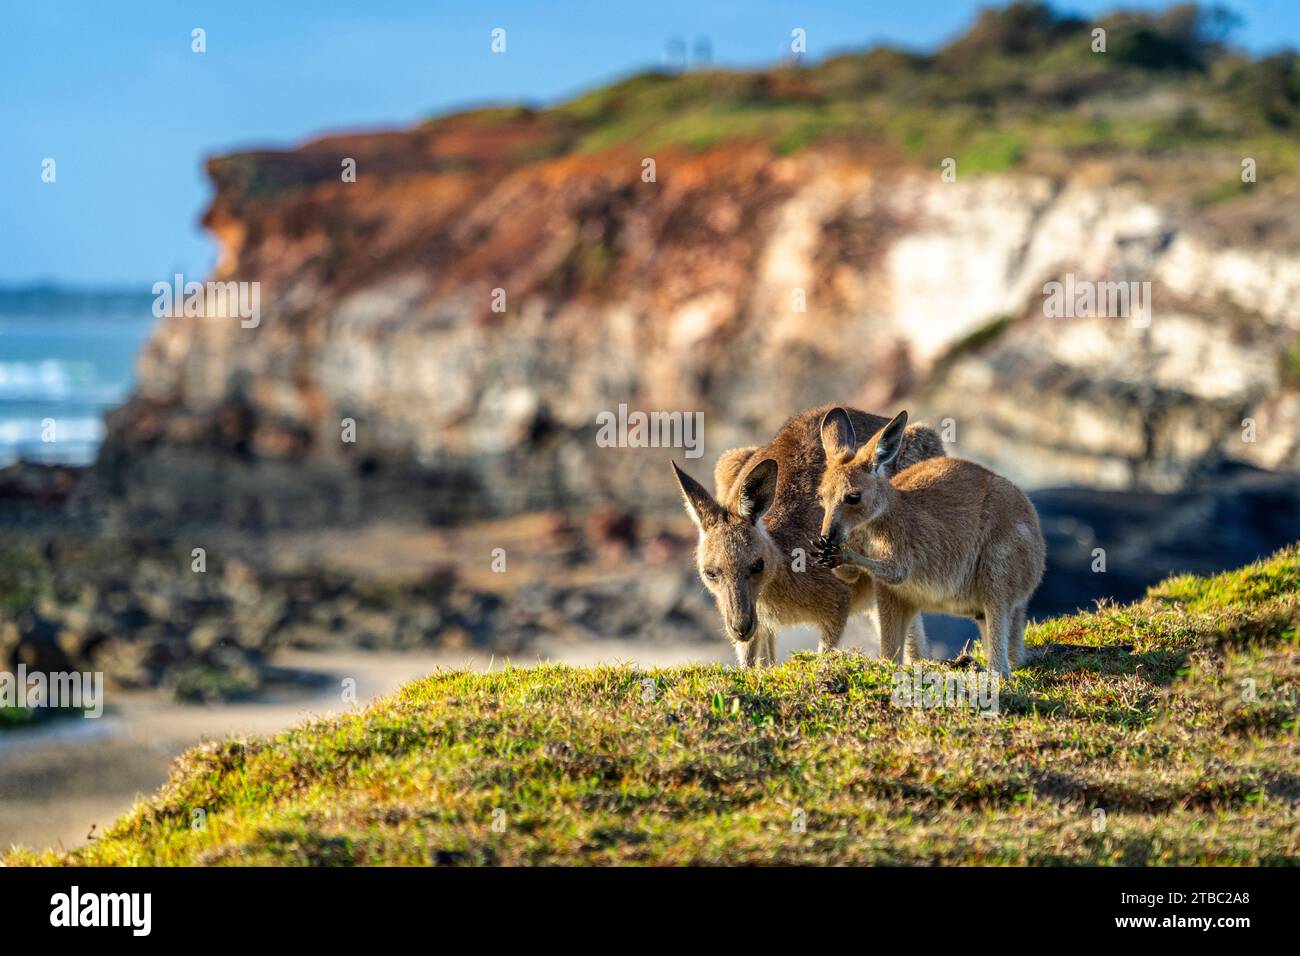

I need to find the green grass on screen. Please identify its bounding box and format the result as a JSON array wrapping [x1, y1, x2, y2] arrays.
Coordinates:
[[0, 702, 91, 730], [7, 545, 1298, 866], [0, 705, 38, 729], [1281, 341, 1300, 391], [924, 313, 1017, 384]]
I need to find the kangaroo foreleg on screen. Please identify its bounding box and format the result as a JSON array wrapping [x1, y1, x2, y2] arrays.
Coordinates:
[[839, 547, 908, 586], [904, 614, 929, 663]]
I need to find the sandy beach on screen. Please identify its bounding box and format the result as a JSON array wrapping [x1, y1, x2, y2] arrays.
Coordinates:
[[0, 636, 777, 855]]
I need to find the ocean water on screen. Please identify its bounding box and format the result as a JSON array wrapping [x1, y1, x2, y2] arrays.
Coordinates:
[[0, 287, 158, 466]]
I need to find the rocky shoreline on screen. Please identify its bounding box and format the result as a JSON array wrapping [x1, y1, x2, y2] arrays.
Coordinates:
[[5, 456, 1298, 712], [1, 462, 718, 707]]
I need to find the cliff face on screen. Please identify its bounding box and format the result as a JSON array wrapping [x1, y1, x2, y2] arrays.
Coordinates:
[[99, 62, 1300, 526]]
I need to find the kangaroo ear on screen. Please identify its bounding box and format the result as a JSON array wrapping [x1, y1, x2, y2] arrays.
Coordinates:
[[820, 407, 857, 460], [738, 458, 779, 525], [671, 460, 726, 530], [868, 411, 909, 473]]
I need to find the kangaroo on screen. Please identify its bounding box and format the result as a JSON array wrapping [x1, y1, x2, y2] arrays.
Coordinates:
[[811, 408, 1046, 678], [671, 404, 945, 668]]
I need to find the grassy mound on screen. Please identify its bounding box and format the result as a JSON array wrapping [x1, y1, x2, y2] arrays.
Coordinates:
[[7, 545, 1298, 866]]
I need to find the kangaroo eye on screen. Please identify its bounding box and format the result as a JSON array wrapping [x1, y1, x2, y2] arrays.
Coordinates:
[[703, 569, 719, 582], [750, 558, 765, 575], [845, 491, 862, 505]]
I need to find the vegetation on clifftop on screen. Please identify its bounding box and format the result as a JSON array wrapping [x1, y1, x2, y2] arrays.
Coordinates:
[[471, 3, 1300, 195], [8, 544, 1297, 866], [218, 3, 1300, 222]]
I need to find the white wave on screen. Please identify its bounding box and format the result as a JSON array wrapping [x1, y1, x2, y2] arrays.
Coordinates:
[[0, 444, 99, 467], [0, 416, 105, 444], [0, 359, 126, 403], [0, 416, 105, 467]]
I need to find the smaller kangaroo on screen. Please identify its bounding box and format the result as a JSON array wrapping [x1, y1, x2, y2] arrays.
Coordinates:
[[670, 404, 944, 668], [811, 408, 1045, 678]]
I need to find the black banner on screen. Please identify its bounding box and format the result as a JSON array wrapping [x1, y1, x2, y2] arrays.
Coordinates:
[[0, 866, 1275, 943]]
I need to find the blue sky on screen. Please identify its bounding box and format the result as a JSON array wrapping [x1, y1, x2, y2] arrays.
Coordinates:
[[2, 0, 1295, 286]]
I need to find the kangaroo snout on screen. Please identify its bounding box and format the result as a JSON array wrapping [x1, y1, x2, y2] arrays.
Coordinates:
[[729, 613, 756, 642]]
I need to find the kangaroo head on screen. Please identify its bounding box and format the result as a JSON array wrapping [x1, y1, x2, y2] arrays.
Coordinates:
[[671, 458, 781, 644], [817, 408, 907, 543]]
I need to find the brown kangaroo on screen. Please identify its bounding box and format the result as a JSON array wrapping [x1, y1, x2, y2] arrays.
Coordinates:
[[671, 404, 945, 667], [812, 408, 1046, 678]]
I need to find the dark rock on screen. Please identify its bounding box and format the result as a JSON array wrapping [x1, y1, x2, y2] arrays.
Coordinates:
[[8, 612, 75, 673]]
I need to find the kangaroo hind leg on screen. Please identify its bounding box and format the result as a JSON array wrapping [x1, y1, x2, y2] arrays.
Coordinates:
[[876, 592, 913, 665], [904, 615, 929, 663], [1008, 603, 1029, 669], [982, 603, 1012, 679]]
